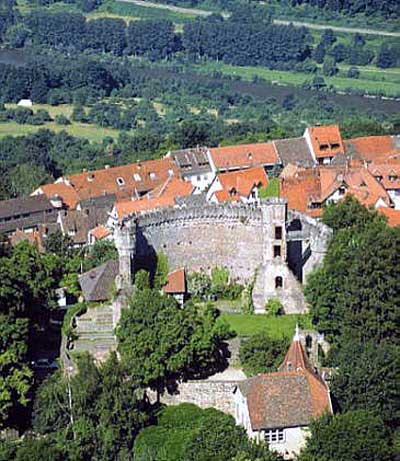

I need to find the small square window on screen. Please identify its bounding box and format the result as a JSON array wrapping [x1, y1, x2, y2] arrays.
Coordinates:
[[274, 245, 281, 258]]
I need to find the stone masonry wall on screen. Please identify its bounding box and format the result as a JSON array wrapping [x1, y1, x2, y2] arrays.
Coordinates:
[[159, 381, 239, 416], [137, 204, 263, 282]]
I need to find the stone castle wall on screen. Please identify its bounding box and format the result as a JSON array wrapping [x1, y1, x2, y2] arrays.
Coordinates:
[[137, 204, 263, 282]]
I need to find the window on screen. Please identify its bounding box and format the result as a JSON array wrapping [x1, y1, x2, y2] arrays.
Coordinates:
[[265, 429, 285, 444], [273, 245, 281, 258], [168, 169, 174, 177], [133, 173, 141, 181], [149, 172, 157, 180], [338, 186, 346, 196], [330, 143, 340, 149], [319, 144, 329, 151], [389, 175, 397, 182], [275, 226, 282, 240], [116, 177, 125, 186], [275, 276, 283, 288]]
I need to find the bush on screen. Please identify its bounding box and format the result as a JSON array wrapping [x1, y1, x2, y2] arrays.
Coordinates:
[[55, 114, 71, 125], [239, 332, 289, 376], [188, 271, 212, 300], [347, 67, 360, 79], [265, 298, 284, 316]]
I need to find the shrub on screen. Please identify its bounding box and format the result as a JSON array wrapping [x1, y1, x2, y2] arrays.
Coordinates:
[[55, 114, 71, 125], [265, 298, 284, 316]]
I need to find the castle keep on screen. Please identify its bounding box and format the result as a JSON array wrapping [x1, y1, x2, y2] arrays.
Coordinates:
[[114, 198, 331, 316]]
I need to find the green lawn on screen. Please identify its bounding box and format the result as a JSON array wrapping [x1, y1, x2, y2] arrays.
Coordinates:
[[197, 61, 400, 98], [220, 313, 312, 338]]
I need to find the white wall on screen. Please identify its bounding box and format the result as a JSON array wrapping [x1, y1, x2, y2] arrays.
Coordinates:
[[186, 171, 215, 193], [388, 189, 400, 209]]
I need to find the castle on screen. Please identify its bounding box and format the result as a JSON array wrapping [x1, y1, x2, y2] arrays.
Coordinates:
[[112, 196, 331, 323]]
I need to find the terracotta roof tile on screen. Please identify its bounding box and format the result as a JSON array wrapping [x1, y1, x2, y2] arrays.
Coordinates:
[[37, 158, 180, 209], [217, 166, 268, 198], [307, 125, 344, 159], [214, 189, 241, 203], [239, 370, 331, 430], [163, 268, 186, 294], [377, 207, 400, 227], [369, 163, 400, 190], [345, 136, 400, 163], [89, 225, 111, 240], [210, 142, 279, 171]]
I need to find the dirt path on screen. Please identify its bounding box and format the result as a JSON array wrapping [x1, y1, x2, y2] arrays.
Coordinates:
[[121, 0, 400, 37]]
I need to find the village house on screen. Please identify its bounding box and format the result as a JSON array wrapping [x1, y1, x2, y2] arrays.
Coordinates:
[[369, 163, 400, 209], [208, 142, 280, 173], [303, 125, 345, 165], [0, 195, 58, 236], [162, 267, 187, 305], [206, 166, 268, 204], [167, 147, 215, 193], [234, 327, 332, 459]]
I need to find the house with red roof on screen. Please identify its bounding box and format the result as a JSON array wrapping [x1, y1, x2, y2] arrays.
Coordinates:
[[234, 326, 332, 459], [162, 268, 187, 304], [206, 166, 268, 204], [208, 142, 280, 173], [369, 163, 400, 209], [304, 125, 345, 165]]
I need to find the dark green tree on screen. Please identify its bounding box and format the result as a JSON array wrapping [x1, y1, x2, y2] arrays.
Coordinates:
[[299, 411, 393, 461], [239, 332, 289, 376]]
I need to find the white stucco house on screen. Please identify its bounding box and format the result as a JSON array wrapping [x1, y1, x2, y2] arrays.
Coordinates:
[[234, 327, 332, 459]]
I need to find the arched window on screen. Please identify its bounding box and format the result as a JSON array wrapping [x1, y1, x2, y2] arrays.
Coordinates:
[[275, 276, 283, 288], [305, 335, 313, 349]]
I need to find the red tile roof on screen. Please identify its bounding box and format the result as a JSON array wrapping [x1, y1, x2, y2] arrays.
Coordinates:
[[345, 136, 400, 163], [369, 163, 400, 190], [89, 225, 111, 240], [114, 177, 193, 219], [163, 268, 186, 294], [209, 142, 279, 171], [307, 125, 344, 159], [377, 207, 400, 227], [214, 189, 241, 203], [239, 370, 331, 430], [278, 337, 314, 374], [217, 166, 268, 197], [37, 158, 180, 209], [280, 165, 392, 216]]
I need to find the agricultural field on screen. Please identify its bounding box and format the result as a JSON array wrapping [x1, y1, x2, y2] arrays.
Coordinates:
[[197, 61, 400, 99]]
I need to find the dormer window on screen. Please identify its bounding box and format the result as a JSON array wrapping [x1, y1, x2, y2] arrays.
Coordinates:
[[230, 188, 237, 197], [248, 153, 253, 160], [133, 173, 141, 181], [116, 177, 125, 186], [149, 172, 157, 181], [375, 175, 383, 182], [338, 186, 346, 196], [389, 175, 397, 182], [330, 143, 340, 149], [320, 144, 329, 151], [87, 174, 94, 182]]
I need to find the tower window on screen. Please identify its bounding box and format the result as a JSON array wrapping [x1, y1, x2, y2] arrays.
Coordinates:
[[275, 276, 283, 288], [275, 226, 282, 240], [274, 245, 281, 258]]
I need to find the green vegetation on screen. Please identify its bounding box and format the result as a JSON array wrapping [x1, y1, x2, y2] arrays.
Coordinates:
[[220, 313, 312, 338], [259, 177, 280, 198], [239, 332, 289, 377], [197, 61, 400, 98], [134, 403, 279, 461]]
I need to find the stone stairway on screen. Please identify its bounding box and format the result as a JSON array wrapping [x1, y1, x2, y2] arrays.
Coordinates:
[[73, 304, 116, 362]]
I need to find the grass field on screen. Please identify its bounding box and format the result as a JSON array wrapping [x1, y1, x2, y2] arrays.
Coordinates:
[[197, 61, 400, 98], [220, 313, 312, 338], [0, 121, 121, 142]]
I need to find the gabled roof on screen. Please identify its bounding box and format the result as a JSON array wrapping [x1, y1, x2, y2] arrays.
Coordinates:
[[306, 125, 344, 159], [274, 137, 314, 168], [114, 177, 193, 220], [217, 166, 268, 199], [345, 135, 400, 163], [163, 268, 186, 294], [169, 147, 212, 176], [0, 195, 54, 219], [209, 142, 279, 171], [278, 328, 314, 374], [59, 207, 109, 245], [36, 158, 180, 209], [89, 225, 111, 240], [377, 206, 400, 227], [78, 259, 118, 302], [238, 370, 331, 430], [369, 163, 400, 190]]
